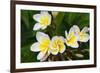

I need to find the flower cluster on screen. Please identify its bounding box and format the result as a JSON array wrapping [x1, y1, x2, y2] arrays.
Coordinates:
[[31, 11, 89, 61]]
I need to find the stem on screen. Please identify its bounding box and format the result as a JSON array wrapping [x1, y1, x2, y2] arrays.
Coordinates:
[[48, 55, 51, 62], [66, 47, 72, 60], [57, 54, 62, 61], [58, 53, 65, 61]]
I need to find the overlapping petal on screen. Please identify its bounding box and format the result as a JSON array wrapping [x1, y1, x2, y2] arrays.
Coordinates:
[[30, 42, 40, 52], [72, 25, 89, 42], [50, 36, 66, 55], [31, 32, 51, 61], [33, 11, 51, 30], [65, 26, 79, 48]]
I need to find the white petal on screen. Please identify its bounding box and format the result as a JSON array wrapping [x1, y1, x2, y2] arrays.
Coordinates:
[[71, 42, 79, 48], [40, 11, 49, 14], [50, 36, 65, 54], [47, 14, 51, 25], [67, 26, 76, 40], [75, 53, 84, 58], [30, 42, 40, 52], [69, 26, 74, 33], [40, 52, 50, 61], [81, 27, 89, 33], [40, 54, 48, 62], [51, 48, 59, 55], [33, 14, 41, 22], [72, 25, 80, 33], [59, 36, 65, 42], [65, 30, 67, 37], [41, 26, 47, 29], [74, 33, 79, 41], [52, 36, 58, 40], [37, 52, 46, 60], [79, 34, 89, 42], [59, 44, 66, 53], [36, 32, 50, 42], [50, 46, 58, 55], [41, 12, 51, 26], [67, 29, 77, 41], [52, 36, 64, 42], [33, 23, 43, 30], [33, 11, 51, 27], [52, 11, 59, 18]]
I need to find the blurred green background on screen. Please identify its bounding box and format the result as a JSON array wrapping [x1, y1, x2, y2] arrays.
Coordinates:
[[21, 10, 90, 63]]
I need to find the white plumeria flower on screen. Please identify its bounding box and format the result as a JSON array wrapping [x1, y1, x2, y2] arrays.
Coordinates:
[[65, 26, 79, 48], [50, 36, 66, 55], [72, 25, 89, 42], [30, 32, 51, 61], [33, 11, 51, 30]]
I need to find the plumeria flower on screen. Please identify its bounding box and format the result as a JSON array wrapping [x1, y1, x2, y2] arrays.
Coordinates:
[[65, 26, 79, 48], [33, 11, 52, 30], [50, 36, 66, 55], [30, 32, 51, 61], [72, 25, 89, 42], [52, 11, 59, 18]]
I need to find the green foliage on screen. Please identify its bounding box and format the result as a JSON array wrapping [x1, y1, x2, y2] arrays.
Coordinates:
[[21, 45, 39, 62], [21, 10, 90, 62]]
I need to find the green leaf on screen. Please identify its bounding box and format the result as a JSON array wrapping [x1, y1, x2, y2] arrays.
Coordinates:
[[64, 12, 80, 25], [55, 12, 65, 25], [78, 13, 89, 29], [64, 13, 89, 28], [54, 12, 65, 35], [21, 10, 39, 47], [21, 10, 30, 29], [21, 44, 39, 63]]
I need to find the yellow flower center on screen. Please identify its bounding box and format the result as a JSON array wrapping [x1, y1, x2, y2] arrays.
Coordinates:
[[52, 39, 63, 50], [39, 16, 49, 26], [38, 38, 50, 54], [66, 32, 76, 45]]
